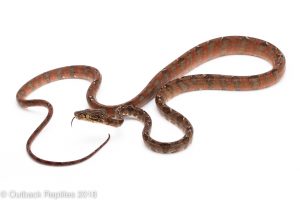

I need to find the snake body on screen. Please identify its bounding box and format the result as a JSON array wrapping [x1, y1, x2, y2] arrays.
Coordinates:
[[17, 36, 285, 166]]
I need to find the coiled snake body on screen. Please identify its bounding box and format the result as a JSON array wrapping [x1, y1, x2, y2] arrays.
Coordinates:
[[16, 36, 285, 166]]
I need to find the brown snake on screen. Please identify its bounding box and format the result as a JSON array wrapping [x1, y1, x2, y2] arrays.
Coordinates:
[[16, 36, 285, 166]]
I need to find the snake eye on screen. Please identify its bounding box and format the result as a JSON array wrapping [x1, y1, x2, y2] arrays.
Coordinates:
[[80, 114, 85, 119]]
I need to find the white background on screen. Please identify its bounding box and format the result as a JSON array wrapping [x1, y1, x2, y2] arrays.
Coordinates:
[[0, 0, 299, 199]]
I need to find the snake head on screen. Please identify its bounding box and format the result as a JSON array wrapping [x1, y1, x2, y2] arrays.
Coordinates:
[[75, 109, 107, 123], [74, 109, 123, 127]]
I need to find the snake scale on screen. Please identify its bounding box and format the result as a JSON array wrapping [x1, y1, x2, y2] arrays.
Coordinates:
[[16, 36, 285, 166]]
